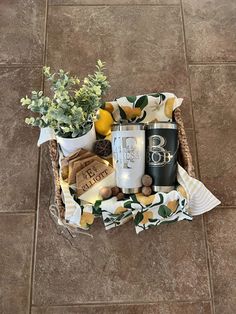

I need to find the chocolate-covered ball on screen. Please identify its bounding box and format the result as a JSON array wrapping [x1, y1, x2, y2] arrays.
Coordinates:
[[142, 186, 152, 196], [116, 192, 125, 201], [141, 174, 153, 187], [94, 139, 112, 157], [112, 186, 120, 196], [100, 187, 112, 200]]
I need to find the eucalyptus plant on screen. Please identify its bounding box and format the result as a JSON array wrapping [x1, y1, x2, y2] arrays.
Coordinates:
[[21, 60, 109, 138]]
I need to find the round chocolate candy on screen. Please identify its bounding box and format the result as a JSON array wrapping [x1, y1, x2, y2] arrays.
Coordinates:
[[99, 186, 112, 200], [141, 174, 153, 187], [111, 186, 120, 196], [116, 192, 125, 201], [141, 186, 152, 196]]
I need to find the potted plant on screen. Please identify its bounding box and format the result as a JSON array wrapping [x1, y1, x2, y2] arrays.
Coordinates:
[[21, 60, 109, 156]]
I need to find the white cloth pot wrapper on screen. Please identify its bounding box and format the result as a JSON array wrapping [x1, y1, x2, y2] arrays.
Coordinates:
[[37, 123, 96, 156], [56, 124, 96, 156]]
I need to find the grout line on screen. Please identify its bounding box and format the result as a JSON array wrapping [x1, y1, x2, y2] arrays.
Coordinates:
[[0, 211, 36, 215], [0, 64, 43, 68], [0, 62, 234, 68], [31, 299, 213, 308], [28, 1, 49, 313], [202, 213, 216, 314], [189, 61, 236, 66], [43, 1, 50, 72], [49, 3, 180, 7], [28, 147, 42, 314], [179, 2, 215, 314], [179, 1, 200, 175], [215, 205, 236, 209], [179, 0, 201, 178]]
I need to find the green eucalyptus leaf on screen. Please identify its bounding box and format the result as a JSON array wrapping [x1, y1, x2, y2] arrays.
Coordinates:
[[21, 61, 109, 133]]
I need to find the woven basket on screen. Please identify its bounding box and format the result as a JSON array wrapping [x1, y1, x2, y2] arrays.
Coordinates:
[[49, 107, 195, 221]]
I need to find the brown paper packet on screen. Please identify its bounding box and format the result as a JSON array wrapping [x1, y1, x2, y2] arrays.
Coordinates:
[[76, 160, 114, 197], [61, 148, 88, 180], [68, 155, 107, 185]]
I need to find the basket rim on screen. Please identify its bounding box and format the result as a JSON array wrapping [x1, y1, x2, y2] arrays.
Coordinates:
[[48, 107, 195, 219]]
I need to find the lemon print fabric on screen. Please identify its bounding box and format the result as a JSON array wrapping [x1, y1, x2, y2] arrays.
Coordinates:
[[96, 188, 191, 233], [99, 198, 133, 230], [130, 189, 191, 234], [114, 206, 128, 214], [136, 193, 155, 206], [167, 200, 178, 212], [80, 212, 95, 229], [104, 102, 114, 113], [177, 185, 188, 199], [107, 92, 182, 124], [164, 97, 175, 119], [140, 211, 153, 225]]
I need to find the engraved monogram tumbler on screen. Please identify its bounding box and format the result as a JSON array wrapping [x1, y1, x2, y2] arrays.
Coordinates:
[[111, 123, 145, 194], [145, 122, 178, 193]]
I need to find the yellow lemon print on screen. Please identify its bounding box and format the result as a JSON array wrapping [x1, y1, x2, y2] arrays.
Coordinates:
[[114, 206, 127, 215], [136, 193, 155, 206], [167, 200, 178, 212], [104, 102, 114, 113], [164, 97, 175, 119], [95, 109, 114, 136], [80, 212, 94, 228], [121, 106, 142, 120], [177, 185, 187, 199], [140, 211, 153, 224]]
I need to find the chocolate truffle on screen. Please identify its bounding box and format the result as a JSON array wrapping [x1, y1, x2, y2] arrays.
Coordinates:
[[142, 186, 152, 196], [99, 186, 112, 200], [116, 192, 125, 201], [141, 174, 153, 187], [111, 186, 120, 196]]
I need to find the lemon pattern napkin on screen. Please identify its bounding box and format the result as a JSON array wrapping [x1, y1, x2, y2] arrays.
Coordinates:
[[58, 161, 220, 234], [97, 163, 220, 233], [109, 92, 183, 123]]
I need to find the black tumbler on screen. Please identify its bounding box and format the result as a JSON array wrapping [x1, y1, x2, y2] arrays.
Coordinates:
[[145, 122, 178, 192]]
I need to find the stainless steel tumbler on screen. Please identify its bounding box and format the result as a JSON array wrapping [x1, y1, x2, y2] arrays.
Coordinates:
[[111, 123, 145, 194], [145, 122, 178, 193]]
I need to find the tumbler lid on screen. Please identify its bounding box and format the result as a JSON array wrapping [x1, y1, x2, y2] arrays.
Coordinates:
[[112, 123, 145, 131], [146, 122, 177, 130]]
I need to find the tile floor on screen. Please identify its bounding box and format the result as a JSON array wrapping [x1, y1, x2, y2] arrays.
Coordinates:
[[0, 1, 235, 313]]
